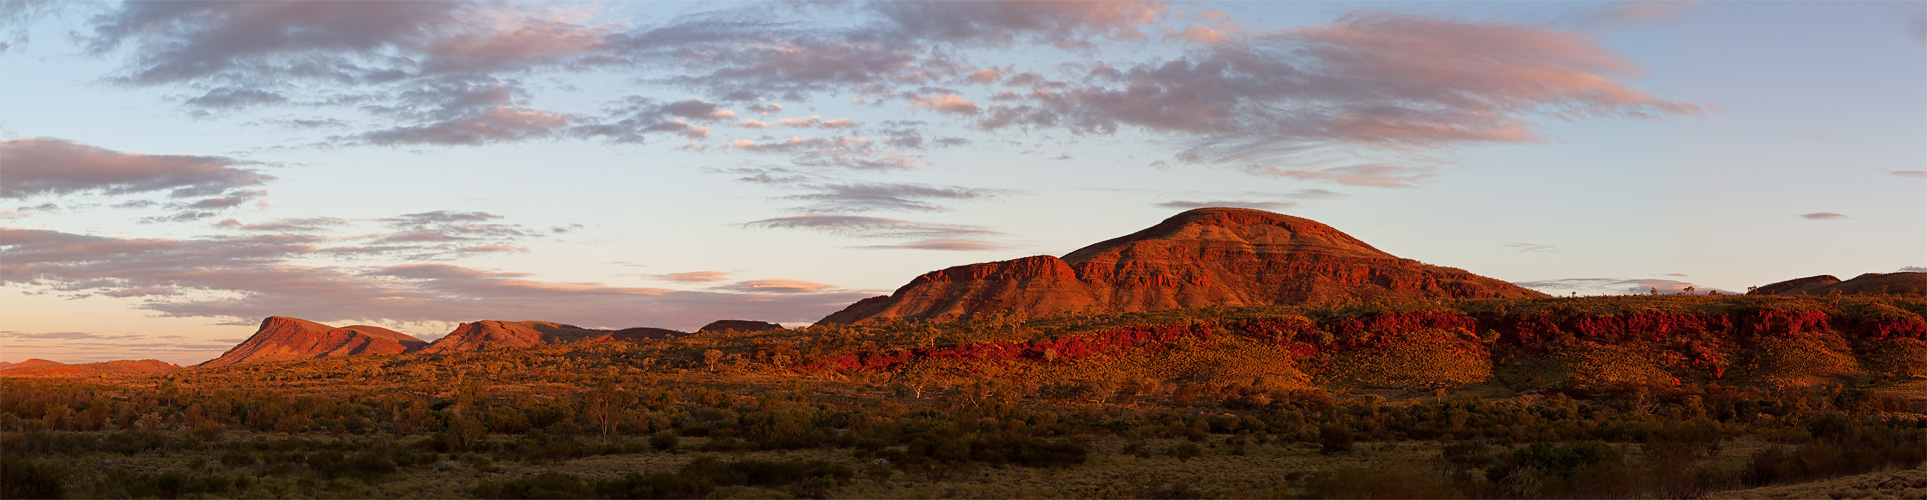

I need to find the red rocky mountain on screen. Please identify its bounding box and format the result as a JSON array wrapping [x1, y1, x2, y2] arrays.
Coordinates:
[[201, 317, 427, 368], [417, 321, 609, 354], [820, 207, 1546, 325]]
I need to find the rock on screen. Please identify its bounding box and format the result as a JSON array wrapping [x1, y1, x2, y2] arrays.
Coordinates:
[[697, 320, 786, 333], [820, 207, 1545, 325], [200, 316, 426, 368]]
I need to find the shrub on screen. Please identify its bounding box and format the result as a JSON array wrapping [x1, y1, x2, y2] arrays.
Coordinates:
[[0, 455, 64, 499]]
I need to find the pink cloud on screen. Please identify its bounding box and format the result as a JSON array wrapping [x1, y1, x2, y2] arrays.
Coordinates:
[[0, 138, 272, 199], [715, 279, 835, 294], [659, 271, 731, 282], [868, 0, 1164, 49], [909, 94, 982, 115], [855, 238, 1008, 251]]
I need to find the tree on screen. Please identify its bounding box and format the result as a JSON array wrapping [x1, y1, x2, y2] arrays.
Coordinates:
[[703, 349, 725, 372], [583, 379, 637, 443]]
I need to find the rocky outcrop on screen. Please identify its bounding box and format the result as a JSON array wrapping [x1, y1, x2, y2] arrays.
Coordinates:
[[417, 321, 607, 354], [1752, 273, 1925, 296], [698, 320, 786, 333], [0, 359, 61, 371], [820, 208, 1545, 324], [201, 317, 426, 368]]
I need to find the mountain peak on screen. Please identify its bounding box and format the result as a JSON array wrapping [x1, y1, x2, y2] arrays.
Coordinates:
[[820, 208, 1543, 325], [201, 317, 425, 368]]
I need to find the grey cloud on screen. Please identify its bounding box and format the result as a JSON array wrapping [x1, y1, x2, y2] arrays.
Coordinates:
[[1242, 163, 1437, 188], [1153, 200, 1297, 211], [855, 238, 1008, 251], [783, 182, 999, 213], [1, 228, 871, 331], [1505, 243, 1562, 253], [742, 214, 1002, 240], [184, 87, 289, 109], [0, 137, 274, 199], [1799, 212, 1847, 220]]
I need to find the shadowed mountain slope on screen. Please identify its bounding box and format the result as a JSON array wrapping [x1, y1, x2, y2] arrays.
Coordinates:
[[0, 359, 180, 377], [200, 316, 426, 368], [821, 208, 1544, 325], [1752, 273, 1925, 296]]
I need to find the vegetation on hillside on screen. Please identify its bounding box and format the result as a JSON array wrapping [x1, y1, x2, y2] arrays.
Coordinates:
[[3, 294, 1924, 498]]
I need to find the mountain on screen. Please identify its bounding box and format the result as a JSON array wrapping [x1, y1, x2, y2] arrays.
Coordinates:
[[0, 359, 180, 377], [820, 207, 1545, 325], [698, 320, 785, 333], [417, 321, 608, 354], [201, 316, 427, 368], [0, 359, 62, 371], [1751, 275, 1841, 295], [1752, 272, 1926, 296], [0, 362, 10, 370]]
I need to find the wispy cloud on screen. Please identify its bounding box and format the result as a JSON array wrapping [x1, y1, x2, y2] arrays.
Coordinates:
[[1515, 277, 1734, 296], [1799, 212, 1847, 220]]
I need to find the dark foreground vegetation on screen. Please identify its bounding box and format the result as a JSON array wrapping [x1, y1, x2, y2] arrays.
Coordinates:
[[3, 294, 1925, 498]]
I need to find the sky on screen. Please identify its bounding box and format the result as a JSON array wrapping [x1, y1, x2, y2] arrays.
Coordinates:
[[1, 0, 1922, 365]]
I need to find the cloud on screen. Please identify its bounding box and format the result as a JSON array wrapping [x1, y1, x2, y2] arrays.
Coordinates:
[[0, 138, 273, 199], [866, 1, 1165, 48], [742, 214, 1001, 240], [714, 279, 835, 294], [659, 271, 731, 282], [775, 115, 860, 128], [1152, 200, 1298, 211], [214, 217, 348, 232], [1242, 163, 1437, 188], [355, 106, 572, 146], [979, 12, 1702, 174], [730, 137, 925, 170], [1567, 1, 1694, 32], [783, 182, 999, 212], [908, 94, 981, 115], [1799, 212, 1847, 220], [1901, 266, 1927, 273], [0, 227, 872, 331], [854, 238, 1008, 251], [1505, 243, 1562, 253], [1891, 170, 1927, 178], [1514, 277, 1735, 296]]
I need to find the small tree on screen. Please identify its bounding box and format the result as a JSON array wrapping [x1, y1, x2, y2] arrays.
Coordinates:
[[702, 349, 725, 372], [583, 379, 637, 443]]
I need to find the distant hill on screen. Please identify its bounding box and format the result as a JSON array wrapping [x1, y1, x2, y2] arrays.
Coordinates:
[[590, 327, 687, 343], [0, 359, 180, 377], [821, 207, 1544, 325], [1752, 272, 1926, 296], [201, 316, 427, 368], [698, 320, 785, 333], [418, 321, 610, 354]]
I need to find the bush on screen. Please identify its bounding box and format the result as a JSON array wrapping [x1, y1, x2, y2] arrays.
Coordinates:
[[473, 472, 594, 499], [1, 455, 65, 499]]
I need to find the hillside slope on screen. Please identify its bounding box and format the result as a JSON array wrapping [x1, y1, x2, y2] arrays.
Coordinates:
[[201, 316, 426, 368]]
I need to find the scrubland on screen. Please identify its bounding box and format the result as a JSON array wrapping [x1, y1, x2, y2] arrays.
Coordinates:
[[4, 294, 1925, 498]]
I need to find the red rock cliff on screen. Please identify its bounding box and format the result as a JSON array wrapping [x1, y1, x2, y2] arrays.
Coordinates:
[[417, 320, 608, 354], [201, 316, 426, 368], [819, 208, 1546, 324]]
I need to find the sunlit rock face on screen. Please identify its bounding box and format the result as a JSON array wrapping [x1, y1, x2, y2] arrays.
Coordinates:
[[201, 316, 426, 367], [820, 207, 1545, 325]]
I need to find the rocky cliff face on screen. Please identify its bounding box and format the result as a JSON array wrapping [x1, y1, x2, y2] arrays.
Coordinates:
[[820, 208, 1546, 325], [201, 317, 426, 368], [417, 321, 608, 354], [1753, 273, 1925, 296]]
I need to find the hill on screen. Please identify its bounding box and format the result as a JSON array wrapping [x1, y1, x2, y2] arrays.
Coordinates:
[[821, 207, 1544, 324], [1752, 272, 1926, 296], [698, 320, 785, 333], [200, 316, 427, 368], [0, 359, 179, 377], [417, 320, 610, 354]]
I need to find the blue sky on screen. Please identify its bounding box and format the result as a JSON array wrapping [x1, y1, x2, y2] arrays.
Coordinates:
[[2, 1, 1922, 364]]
